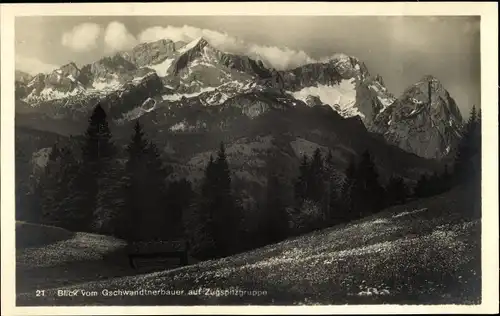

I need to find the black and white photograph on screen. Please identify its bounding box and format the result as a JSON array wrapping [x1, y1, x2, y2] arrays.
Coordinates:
[[1, 2, 498, 313]]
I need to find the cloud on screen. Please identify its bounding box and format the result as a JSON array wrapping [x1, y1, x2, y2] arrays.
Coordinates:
[[15, 55, 58, 75], [138, 25, 316, 70], [104, 22, 138, 52], [61, 23, 101, 52]]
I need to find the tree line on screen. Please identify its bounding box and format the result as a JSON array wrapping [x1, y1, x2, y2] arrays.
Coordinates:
[[17, 104, 481, 260], [22, 104, 193, 242]]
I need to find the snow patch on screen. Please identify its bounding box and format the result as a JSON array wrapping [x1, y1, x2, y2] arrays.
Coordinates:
[[169, 121, 189, 132], [162, 86, 218, 101], [291, 79, 361, 118], [408, 108, 418, 116], [36, 86, 83, 100], [132, 74, 149, 84], [411, 98, 424, 105], [148, 58, 174, 77], [92, 78, 121, 91], [27, 78, 37, 87], [179, 37, 203, 54]]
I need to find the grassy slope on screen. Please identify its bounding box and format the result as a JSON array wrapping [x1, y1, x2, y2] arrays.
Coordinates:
[[16, 223, 132, 294], [16, 221, 75, 248], [17, 185, 481, 306]]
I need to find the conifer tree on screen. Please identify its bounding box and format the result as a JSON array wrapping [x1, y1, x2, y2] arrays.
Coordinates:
[[143, 141, 170, 240], [308, 148, 325, 203], [440, 164, 452, 193], [52, 146, 82, 230], [166, 178, 194, 238], [262, 149, 290, 244], [323, 150, 344, 224], [386, 175, 408, 205], [428, 171, 441, 195], [188, 143, 240, 259], [340, 159, 357, 222], [343, 151, 384, 219], [123, 120, 170, 241], [39, 143, 62, 225], [414, 173, 429, 198], [211, 142, 239, 257], [16, 144, 43, 223], [36, 144, 82, 230], [294, 154, 309, 203], [188, 155, 218, 258], [123, 120, 149, 240], [77, 104, 119, 233], [322, 150, 334, 221], [454, 105, 481, 184]]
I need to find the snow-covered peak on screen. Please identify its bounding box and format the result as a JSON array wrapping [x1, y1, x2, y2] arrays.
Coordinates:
[[179, 36, 207, 54]]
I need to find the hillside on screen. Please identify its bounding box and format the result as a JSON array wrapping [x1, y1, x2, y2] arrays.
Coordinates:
[[16, 222, 131, 293], [16, 184, 481, 306]]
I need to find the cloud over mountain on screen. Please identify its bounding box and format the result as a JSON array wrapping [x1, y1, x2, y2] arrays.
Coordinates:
[[61, 23, 102, 52], [138, 24, 316, 70], [104, 21, 138, 52], [15, 55, 59, 75]]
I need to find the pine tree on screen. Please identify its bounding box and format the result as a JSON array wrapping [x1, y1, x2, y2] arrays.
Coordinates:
[[77, 104, 118, 233], [294, 154, 309, 203], [144, 141, 170, 240], [415, 174, 429, 198], [15, 145, 39, 223], [454, 105, 481, 184], [189, 143, 240, 259], [322, 150, 334, 221], [386, 176, 408, 206], [94, 161, 126, 236], [53, 146, 82, 230], [428, 171, 441, 195], [166, 179, 194, 238], [39, 143, 62, 226], [340, 158, 357, 222], [262, 149, 290, 244], [211, 142, 239, 257], [440, 164, 452, 193], [323, 150, 345, 225], [123, 121, 149, 240], [36, 144, 82, 230], [185, 156, 217, 258], [123, 120, 170, 241], [343, 151, 384, 219], [308, 148, 325, 203]]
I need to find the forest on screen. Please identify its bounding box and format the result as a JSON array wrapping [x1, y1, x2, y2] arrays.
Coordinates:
[[15, 104, 482, 260]]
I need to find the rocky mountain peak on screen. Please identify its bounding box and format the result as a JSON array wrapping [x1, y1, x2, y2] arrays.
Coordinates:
[[128, 38, 180, 67], [194, 37, 210, 48], [374, 74, 384, 86], [372, 75, 464, 159], [321, 53, 370, 80], [58, 62, 81, 78], [88, 54, 137, 79], [401, 75, 463, 123], [14, 37, 468, 162]]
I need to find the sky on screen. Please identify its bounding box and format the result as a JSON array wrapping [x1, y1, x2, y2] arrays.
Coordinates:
[[15, 16, 480, 118]]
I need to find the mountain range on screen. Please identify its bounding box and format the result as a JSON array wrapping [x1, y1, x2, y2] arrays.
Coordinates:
[[15, 36, 465, 204]]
